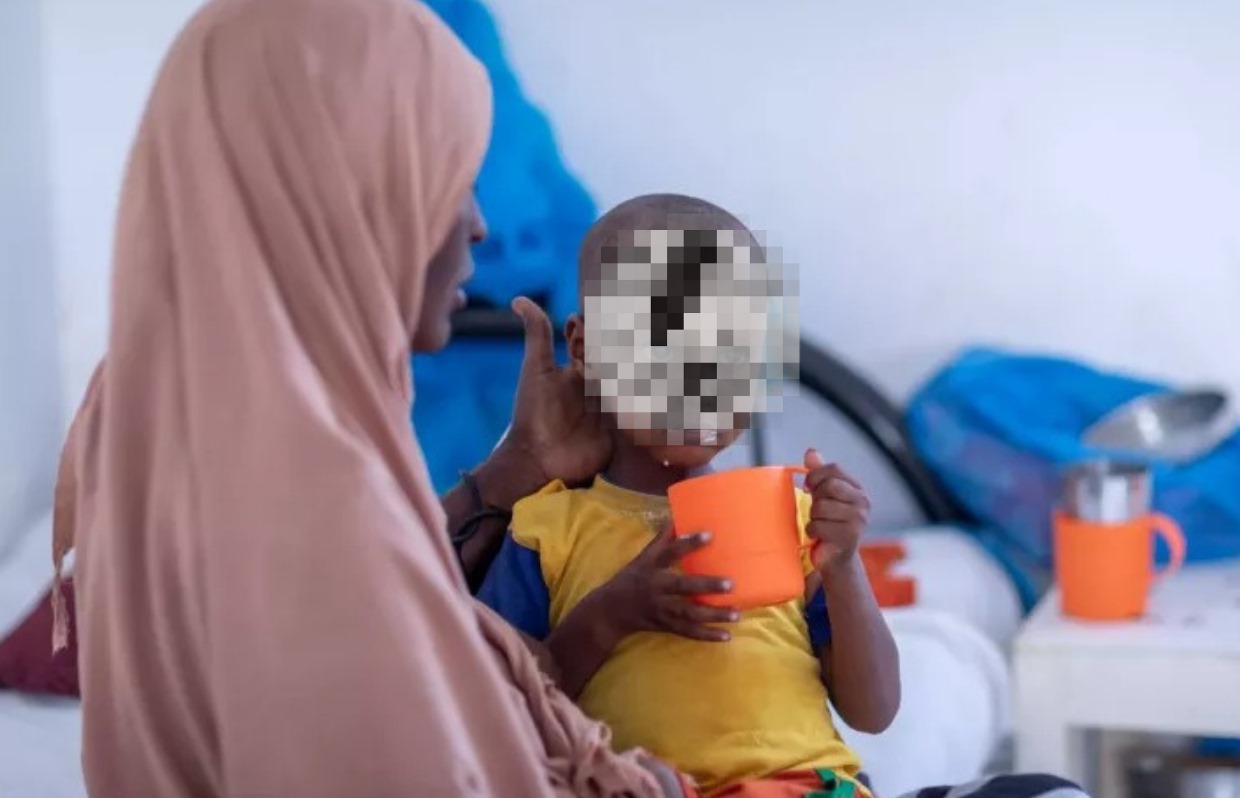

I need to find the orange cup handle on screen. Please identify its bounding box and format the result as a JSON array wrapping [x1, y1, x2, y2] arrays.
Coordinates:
[[790, 465, 813, 559], [1150, 512, 1187, 581]]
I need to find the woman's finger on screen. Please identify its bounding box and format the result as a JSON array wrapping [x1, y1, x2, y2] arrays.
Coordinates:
[[512, 296, 556, 375]]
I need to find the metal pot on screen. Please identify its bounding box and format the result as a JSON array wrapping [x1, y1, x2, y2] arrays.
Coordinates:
[[1083, 389, 1235, 464]]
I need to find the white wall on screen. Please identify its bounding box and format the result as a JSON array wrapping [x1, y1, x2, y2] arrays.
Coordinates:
[[40, 0, 202, 423], [22, 0, 1240, 535], [488, 0, 1240, 400], [41, 0, 1240, 422], [0, 0, 60, 555], [13, 0, 1240, 525]]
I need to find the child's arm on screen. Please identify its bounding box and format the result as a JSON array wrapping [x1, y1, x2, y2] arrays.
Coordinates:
[[544, 588, 626, 699], [803, 450, 901, 734], [547, 526, 736, 698], [810, 560, 901, 733]]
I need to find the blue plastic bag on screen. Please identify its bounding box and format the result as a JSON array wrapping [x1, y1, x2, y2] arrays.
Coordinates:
[[422, 0, 595, 324], [907, 348, 1240, 567]]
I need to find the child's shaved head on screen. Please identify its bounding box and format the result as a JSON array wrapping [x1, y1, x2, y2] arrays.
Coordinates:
[[579, 193, 761, 296], [570, 193, 797, 459]]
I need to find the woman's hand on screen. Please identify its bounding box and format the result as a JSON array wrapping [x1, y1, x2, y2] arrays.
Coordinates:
[[598, 524, 740, 643], [500, 297, 611, 488], [453, 297, 611, 588]]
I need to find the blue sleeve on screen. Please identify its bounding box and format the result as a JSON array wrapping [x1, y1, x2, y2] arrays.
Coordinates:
[[805, 587, 832, 651], [477, 533, 551, 640]]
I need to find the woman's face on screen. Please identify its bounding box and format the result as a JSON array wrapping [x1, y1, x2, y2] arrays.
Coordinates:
[[413, 192, 487, 352]]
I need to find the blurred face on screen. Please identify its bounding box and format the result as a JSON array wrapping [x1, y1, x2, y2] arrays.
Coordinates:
[[412, 192, 487, 352], [618, 413, 748, 469], [567, 311, 748, 469], [567, 224, 795, 469]]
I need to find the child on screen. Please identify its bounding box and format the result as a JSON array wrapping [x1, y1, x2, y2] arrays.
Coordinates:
[[479, 194, 900, 798]]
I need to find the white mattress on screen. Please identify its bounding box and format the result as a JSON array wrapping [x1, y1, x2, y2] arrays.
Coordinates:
[[0, 512, 86, 798], [838, 607, 1010, 798], [883, 525, 1025, 653], [828, 527, 1020, 796], [0, 693, 84, 798]]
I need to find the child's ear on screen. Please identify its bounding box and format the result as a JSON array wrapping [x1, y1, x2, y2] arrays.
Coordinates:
[[564, 314, 586, 377]]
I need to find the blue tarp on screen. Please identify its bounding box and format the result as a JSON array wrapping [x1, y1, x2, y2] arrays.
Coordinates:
[[413, 0, 594, 493], [415, 339, 569, 492], [421, 0, 594, 323], [907, 348, 1240, 569]]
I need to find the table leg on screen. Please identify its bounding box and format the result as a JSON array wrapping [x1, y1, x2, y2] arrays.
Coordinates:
[[1014, 655, 1095, 789]]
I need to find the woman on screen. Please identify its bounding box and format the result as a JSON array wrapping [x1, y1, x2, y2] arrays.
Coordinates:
[[51, 0, 674, 794]]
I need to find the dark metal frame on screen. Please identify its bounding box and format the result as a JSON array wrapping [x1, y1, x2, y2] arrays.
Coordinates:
[[450, 308, 967, 525]]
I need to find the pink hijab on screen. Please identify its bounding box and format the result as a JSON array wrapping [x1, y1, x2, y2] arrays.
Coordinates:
[[51, 0, 662, 794]]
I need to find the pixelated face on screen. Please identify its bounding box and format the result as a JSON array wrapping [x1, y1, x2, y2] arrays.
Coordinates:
[[582, 224, 798, 448]]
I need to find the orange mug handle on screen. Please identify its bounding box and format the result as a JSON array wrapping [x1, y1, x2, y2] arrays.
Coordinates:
[[785, 465, 821, 560], [1151, 512, 1187, 581]]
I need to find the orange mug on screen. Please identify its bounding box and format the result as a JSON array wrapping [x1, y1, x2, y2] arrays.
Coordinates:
[[860, 541, 917, 608], [667, 465, 809, 610], [1053, 511, 1186, 621]]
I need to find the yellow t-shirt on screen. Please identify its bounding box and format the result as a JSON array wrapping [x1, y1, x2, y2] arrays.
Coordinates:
[[507, 476, 863, 794]]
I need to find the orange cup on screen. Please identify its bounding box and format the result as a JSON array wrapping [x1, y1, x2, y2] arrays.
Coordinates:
[[667, 465, 809, 610], [1053, 511, 1186, 621], [860, 541, 917, 608]]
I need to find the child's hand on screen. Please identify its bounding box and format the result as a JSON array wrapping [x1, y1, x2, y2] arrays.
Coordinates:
[[804, 448, 871, 573], [598, 523, 740, 643]]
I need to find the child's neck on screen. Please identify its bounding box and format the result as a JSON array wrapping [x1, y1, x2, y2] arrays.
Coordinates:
[[601, 432, 715, 497]]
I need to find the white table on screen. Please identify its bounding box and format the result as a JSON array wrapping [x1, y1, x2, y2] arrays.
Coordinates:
[[1013, 558, 1240, 790]]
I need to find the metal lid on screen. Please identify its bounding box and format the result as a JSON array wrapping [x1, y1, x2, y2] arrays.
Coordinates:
[[1061, 459, 1152, 523]]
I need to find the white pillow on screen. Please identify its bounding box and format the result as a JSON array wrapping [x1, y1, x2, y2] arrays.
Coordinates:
[[837, 607, 1010, 797], [877, 526, 1024, 652], [0, 692, 86, 798]]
